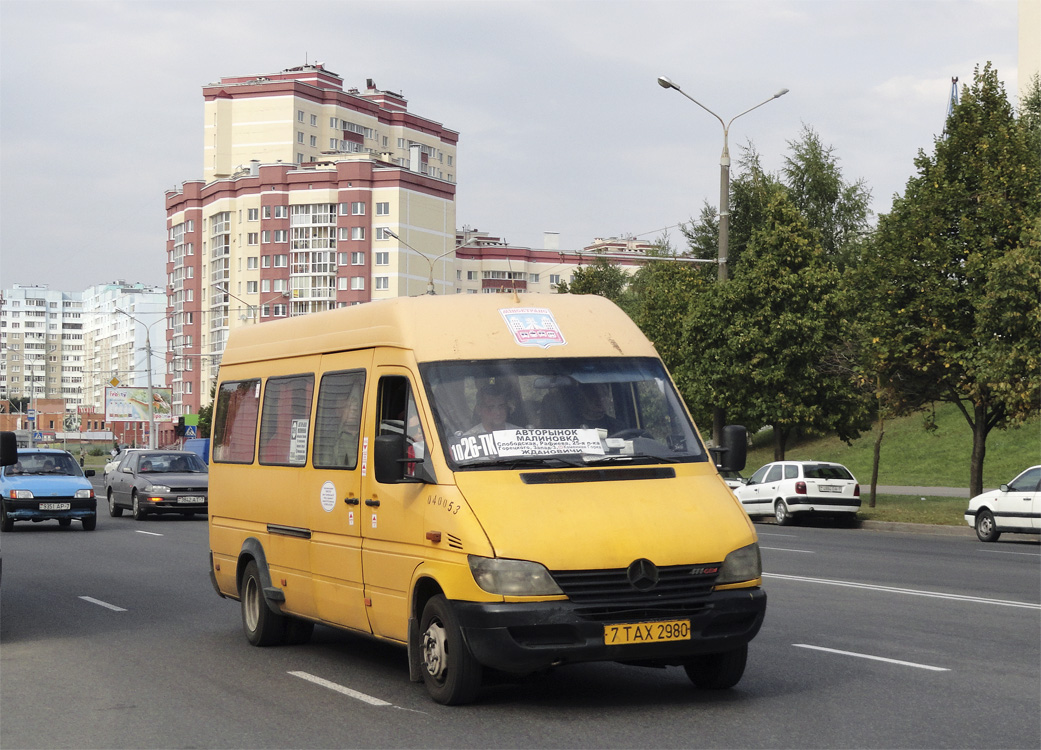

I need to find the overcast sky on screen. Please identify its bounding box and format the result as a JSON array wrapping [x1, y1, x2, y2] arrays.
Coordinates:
[[0, 0, 1021, 292]]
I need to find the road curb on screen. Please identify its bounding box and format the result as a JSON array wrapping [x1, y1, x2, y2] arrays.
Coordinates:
[[858, 520, 975, 537]]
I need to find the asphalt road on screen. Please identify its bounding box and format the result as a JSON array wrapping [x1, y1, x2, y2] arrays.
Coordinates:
[[1, 507, 1038, 749]]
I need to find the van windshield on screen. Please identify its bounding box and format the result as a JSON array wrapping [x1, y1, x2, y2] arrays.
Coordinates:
[[420, 357, 707, 470]]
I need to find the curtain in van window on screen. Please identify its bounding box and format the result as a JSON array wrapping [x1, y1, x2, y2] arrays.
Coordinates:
[[258, 375, 315, 466], [212, 380, 260, 463], [313, 371, 365, 469]]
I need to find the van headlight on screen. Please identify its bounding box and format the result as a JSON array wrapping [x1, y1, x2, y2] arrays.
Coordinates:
[[715, 543, 762, 585], [468, 556, 564, 596]]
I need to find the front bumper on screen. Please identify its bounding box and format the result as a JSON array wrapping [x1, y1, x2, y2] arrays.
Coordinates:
[[451, 587, 766, 674], [141, 494, 208, 514], [4, 498, 96, 522]]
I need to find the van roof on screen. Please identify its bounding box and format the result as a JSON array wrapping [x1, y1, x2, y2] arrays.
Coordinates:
[[220, 293, 658, 365]]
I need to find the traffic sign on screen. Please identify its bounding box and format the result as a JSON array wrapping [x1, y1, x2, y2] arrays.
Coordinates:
[[32, 431, 44, 441], [184, 426, 198, 439]]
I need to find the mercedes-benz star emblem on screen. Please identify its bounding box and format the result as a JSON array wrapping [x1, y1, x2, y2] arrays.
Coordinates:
[[627, 558, 659, 591]]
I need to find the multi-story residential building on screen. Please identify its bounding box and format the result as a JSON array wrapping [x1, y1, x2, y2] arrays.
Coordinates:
[[165, 64, 459, 416], [81, 281, 167, 409], [0, 285, 85, 413]]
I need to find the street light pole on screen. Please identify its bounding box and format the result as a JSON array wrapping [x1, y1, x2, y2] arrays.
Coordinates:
[[115, 309, 163, 450], [384, 230, 459, 295], [656, 76, 788, 281]]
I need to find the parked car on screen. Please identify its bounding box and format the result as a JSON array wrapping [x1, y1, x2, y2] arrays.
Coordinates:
[[734, 460, 860, 526], [964, 465, 1040, 542], [0, 448, 98, 531], [106, 450, 208, 520], [720, 469, 746, 490], [103, 448, 144, 479]]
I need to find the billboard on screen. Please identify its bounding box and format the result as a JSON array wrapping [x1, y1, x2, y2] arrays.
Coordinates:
[[105, 387, 174, 422]]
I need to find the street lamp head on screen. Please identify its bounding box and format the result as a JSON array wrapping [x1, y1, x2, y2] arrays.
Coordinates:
[[384, 229, 400, 239], [657, 75, 679, 90], [774, 88, 790, 98]]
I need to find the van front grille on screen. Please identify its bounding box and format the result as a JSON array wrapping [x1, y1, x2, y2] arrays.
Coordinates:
[[549, 563, 721, 622]]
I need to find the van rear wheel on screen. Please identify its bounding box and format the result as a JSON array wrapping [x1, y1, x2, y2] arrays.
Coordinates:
[[419, 595, 482, 705], [684, 644, 748, 689], [240, 560, 288, 646]]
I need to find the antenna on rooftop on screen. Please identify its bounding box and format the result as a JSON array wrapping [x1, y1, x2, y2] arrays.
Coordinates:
[[942, 76, 959, 137]]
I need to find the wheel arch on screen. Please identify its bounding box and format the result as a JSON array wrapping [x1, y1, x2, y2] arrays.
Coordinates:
[[236, 537, 283, 615]]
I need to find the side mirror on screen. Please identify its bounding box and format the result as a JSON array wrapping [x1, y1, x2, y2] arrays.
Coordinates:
[[0, 432, 17, 467], [85, 469, 96, 478], [373, 434, 435, 485], [717, 425, 747, 473]]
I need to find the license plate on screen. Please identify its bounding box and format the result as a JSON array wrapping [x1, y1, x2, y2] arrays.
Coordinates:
[[604, 619, 691, 645], [177, 496, 205, 504], [819, 485, 842, 493], [39, 502, 71, 510]]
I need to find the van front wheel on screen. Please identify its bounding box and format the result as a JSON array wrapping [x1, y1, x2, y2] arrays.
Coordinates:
[[684, 644, 748, 689], [240, 560, 287, 646], [419, 595, 482, 705]]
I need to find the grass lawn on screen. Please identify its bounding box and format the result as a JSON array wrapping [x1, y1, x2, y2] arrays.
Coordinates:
[[858, 494, 968, 526]]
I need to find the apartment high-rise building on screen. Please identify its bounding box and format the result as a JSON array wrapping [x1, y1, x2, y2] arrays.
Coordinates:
[[166, 64, 459, 415], [0, 285, 85, 412]]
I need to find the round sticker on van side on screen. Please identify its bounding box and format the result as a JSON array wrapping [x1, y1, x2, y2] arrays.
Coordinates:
[[320, 481, 337, 512]]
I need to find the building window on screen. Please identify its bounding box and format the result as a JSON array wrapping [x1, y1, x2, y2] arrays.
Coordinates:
[[338, 277, 349, 291], [262, 279, 271, 292], [467, 271, 477, 280], [375, 277, 389, 290], [351, 227, 365, 241], [262, 230, 271, 243], [310, 114, 318, 126], [247, 233, 259, 245], [375, 252, 389, 266], [297, 131, 304, 144], [262, 255, 271, 268], [338, 227, 350, 241], [352, 202, 365, 215], [337, 252, 348, 265], [263, 206, 271, 219], [351, 252, 365, 265], [274, 255, 288, 267], [310, 136, 317, 147], [247, 208, 259, 221], [351, 277, 365, 290], [549, 274, 560, 285], [247, 256, 258, 270], [375, 227, 391, 240], [273, 304, 287, 317], [274, 206, 288, 219], [375, 202, 390, 216], [246, 281, 258, 294], [298, 110, 305, 122], [273, 230, 288, 243]]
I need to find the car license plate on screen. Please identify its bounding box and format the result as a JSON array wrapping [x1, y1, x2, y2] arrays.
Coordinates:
[[39, 502, 71, 510], [177, 496, 204, 504], [819, 485, 841, 493], [604, 619, 690, 645]]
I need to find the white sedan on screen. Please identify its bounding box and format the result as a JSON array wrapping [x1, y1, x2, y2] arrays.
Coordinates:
[[964, 465, 1040, 542], [734, 460, 860, 526]]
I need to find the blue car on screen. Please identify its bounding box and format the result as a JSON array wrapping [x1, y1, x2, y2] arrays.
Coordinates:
[[0, 448, 98, 531]]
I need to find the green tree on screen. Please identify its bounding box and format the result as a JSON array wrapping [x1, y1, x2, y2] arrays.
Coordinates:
[[685, 190, 869, 458], [555, 255, 630, 301], [859, 63, 1040, 495]]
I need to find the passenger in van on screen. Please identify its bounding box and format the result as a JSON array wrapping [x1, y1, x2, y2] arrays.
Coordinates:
[[576, 384, 623, 434], [320, 388, 363, 467], [465, 384, 520, 435]]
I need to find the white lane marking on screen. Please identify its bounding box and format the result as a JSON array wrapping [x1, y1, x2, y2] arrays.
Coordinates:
[[289, 671, 392, 706], [79, 596, 127, 612], [760, 547, 815, 554], [977, 549, 1040, 558], [135, 530, 163, 536], [764, 573, 1041, 610], [794, 644, 949, 672]]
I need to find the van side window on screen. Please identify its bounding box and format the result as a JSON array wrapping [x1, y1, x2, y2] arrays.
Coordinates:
[[258, 375, 315, 466], [377, 376, 426, 479], [212, 379, 260, 464], [313, 371, 365, 469]]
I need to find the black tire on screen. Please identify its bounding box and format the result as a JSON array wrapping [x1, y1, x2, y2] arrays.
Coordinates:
[[82, 514, 97, 531], [108, 490, 123, 518], [0, 502, 12, 532], [774, 500, 793, 526], [240, 560, 287, 646], [975, 510, 1001, 543], [419, 595, 482, 705], [684, 644, 748, 689], [132, 491, 147, 521]]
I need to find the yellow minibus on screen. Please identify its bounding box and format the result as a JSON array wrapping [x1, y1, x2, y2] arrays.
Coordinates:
[[208, 293, 764, 704]]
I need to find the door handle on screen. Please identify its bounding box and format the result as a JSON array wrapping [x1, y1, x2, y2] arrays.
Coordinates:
[[343, 497, 359, 506], [365, 499, 380, 507]]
